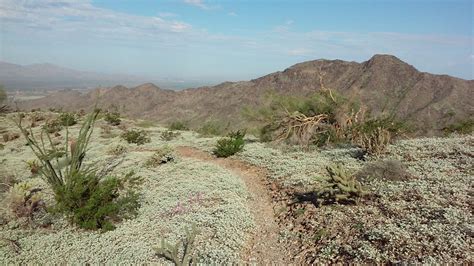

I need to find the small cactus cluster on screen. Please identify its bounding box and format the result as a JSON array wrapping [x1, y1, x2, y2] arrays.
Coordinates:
[[315, 164, 368, 206], [154, 224, 200, 265]]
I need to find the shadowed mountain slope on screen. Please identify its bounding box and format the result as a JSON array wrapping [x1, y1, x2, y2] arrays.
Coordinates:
[[17, 55, 473, 135]]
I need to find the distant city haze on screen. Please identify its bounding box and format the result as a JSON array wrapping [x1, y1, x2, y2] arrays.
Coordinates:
[[0, 0, 472, 86]]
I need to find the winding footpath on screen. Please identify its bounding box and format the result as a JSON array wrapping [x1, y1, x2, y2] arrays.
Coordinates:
[[176, 146, 290, 265]]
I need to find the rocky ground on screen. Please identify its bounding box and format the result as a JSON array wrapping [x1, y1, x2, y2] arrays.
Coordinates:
[[0, 111, 472, 264]]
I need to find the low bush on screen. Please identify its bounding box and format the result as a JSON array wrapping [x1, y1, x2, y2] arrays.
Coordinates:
[[213, 130, 246, 158], [107, 145, 128, 156], [58, 112, 78, 126], [16, 110, 141, 231], [355, 159, 413, 182], [42, 119, 63, 134], [104, 112, 121, 126], [198, 121, 227, 136], [443, 119, 473, 135], [121, 129, 151, 145], [2, 132, 20, 142], [53, 170, 141, 231], [160, 130, 181, 141], [145, 146, 175, 167], [168, 121, 188, 131]]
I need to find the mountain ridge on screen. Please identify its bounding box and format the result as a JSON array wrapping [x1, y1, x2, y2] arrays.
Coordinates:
[[16, 54, 474, 135]]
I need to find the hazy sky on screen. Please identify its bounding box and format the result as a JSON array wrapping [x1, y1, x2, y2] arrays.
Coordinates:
[[0, 0, 472, 82]]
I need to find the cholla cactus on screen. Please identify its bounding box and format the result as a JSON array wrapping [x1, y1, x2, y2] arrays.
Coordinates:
[[315, 164, 368, 206], [154, 224, 200, 265]]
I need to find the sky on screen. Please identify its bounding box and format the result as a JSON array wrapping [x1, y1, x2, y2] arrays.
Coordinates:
[[0, 0, 473, 83]]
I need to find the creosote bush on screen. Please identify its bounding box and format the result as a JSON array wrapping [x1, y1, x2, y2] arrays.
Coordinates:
[[16, 110, 141, 231], [213, 130, 246, 158], [121, 129, 151, 145], [58, 112, 78, 126], [104, 111, 121, 126]]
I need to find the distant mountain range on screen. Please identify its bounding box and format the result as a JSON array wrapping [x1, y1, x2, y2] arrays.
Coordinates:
[[0, 61, 210, 90], [17, 54, 474, 135]]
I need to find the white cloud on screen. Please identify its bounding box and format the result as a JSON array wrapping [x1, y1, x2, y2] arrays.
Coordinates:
[[183, 0, 210, 10], [0, 0, 193, 38], [228, 12, 237, 16], [288, 48, 313, 56]]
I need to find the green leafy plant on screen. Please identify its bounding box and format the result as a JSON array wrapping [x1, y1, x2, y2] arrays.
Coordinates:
[[121, 129, 151, 145], [314, 164, 368, 206], [213, 130, 246, 158], [58, 112, 78, 126], [104, 111, 121, 126], [160, 130, 181, 141], [154, 224, 201, 265], [168, 121, 188, 131], [16, 110, 140, 231]]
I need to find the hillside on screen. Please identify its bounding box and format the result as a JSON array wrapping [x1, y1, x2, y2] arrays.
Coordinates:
[[16, 55, 474, 135], [0, 112, 472, 263]]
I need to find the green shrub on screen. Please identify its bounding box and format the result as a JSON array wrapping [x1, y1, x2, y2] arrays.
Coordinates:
[[213, 130, 246, 158], [104, 112, 121, 126], [58, 112, 78, 126], [16, 110, 140, 231], [160, 130, 181, 141], [168, 121, 188, 131], [121, 129, 151, 145], [54, 171, 140, 231]]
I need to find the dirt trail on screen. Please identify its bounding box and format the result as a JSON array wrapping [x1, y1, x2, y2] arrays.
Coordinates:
[[176, 146, 289, 265]]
